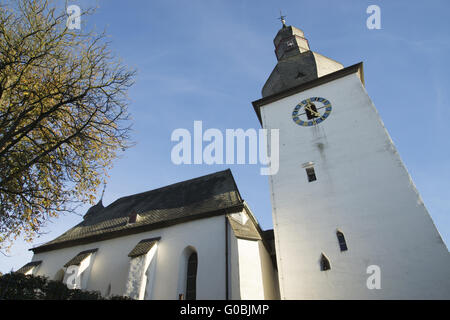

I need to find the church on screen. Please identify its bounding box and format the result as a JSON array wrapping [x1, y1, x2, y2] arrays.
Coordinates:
[[17, 20, 450, 299]]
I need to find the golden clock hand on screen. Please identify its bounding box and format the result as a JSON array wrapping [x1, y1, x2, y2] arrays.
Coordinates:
[[305, 104, 321, 117]]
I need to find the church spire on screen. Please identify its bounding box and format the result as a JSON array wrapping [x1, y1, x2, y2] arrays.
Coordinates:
[[273, 23, 310, 61], [100, 181, 107, 201], [83, 182, 106, 220], [261, 20, 343, 98]]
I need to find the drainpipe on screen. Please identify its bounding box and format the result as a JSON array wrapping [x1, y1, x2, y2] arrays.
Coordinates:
[[225, 215, 229, 300]]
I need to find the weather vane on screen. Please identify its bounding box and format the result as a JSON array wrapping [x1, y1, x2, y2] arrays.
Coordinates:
[[278, 10, 287, 27]]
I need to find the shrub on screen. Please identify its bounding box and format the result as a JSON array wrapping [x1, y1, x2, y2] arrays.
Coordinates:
[[0, 272, 131, 300]]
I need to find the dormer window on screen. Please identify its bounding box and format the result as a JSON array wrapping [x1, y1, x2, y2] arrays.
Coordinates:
[[128, 211, 138, 224]]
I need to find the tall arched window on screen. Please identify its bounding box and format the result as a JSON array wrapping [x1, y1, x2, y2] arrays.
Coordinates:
[[186, 252, 198, 300], [336, 230, 348, 251]]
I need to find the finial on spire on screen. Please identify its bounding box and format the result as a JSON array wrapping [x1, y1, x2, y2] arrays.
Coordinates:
[[278, 10, 287, 28], [100, 181, 107, 201]]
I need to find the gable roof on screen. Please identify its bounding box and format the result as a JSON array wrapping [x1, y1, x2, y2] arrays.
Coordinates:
[[128, 237, 160, 258], [64, 248, 98, 267], [227, 215, 262, 241], [16, 260, 42, 274], [32, 169, 243, 253]]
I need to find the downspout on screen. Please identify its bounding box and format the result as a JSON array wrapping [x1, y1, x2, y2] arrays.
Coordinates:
[[225, 214, 229, 300]]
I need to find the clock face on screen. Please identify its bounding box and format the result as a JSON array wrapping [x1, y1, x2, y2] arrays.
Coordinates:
[[292, 97, 332, 127]]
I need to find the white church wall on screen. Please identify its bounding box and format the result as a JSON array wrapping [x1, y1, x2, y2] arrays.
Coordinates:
[[31, 214, 228, 299], [234, 238, 279, 300], [64, 252, 95, 290], [144, 245, 158, 300], [236, 239, 265, 300], [228, 227, 241, 300], [260, 72, 450, 299], [124, 244, 157, 300], [257, 241, 280, 300], [226, 211, 280, 300]]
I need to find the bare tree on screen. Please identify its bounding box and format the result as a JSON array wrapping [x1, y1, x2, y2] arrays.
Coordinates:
[[0, 0, 135, 249]]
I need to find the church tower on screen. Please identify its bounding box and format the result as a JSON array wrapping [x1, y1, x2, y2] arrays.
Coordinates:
[[252, 20, 450, 299]]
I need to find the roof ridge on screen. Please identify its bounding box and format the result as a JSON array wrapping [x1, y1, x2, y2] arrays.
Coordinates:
[[105, 169, 234, 208]]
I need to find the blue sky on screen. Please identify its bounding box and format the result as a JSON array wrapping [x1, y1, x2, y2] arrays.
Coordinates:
[[1, 0, 449, 273]]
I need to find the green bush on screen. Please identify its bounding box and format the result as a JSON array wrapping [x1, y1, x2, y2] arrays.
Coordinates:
[[0, 272, 132, 300]]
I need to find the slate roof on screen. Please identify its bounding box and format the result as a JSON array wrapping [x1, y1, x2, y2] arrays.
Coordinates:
[[32, 169, 243, 253], [64, 249, 98, 267], [227, 216, 262, 241], [128, 237, 160, 258]]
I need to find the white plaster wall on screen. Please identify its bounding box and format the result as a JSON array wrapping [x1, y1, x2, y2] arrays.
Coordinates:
[[236, 239, 265, 300], [228, 228, 241, 300], [144, 246, 158, 300], [124, 244, 157, 300], [260, 72, 450, 299], [64, 253, 94, 290], [227, 220, 279, 300], [31, 215, 227, 299], [257, 241, 280, 300]]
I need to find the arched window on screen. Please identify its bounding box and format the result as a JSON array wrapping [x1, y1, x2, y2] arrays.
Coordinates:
[[185, 252, 198, 300], [320, 253, 331, 271], [336, 230, 348, 251]]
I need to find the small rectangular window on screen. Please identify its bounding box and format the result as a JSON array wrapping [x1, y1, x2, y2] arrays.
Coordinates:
[[306, 167, 317, 182], [128, 212, 137, 224]]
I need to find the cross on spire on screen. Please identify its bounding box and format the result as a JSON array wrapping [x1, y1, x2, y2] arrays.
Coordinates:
[[278, 11, 287, 28]]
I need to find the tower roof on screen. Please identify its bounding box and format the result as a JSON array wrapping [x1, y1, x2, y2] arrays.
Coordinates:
[[261, 22, 343, 98], [254, 62, 364, 124]]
